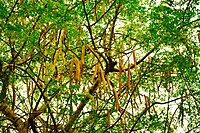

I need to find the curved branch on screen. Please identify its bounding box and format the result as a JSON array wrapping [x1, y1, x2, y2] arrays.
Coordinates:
[[91, 0, 117, 27], [5, 0, 19, 24], [65, 80, 99, 132], [129, 96, 187, 132], [0, 102, 28, 132], [16, 66, 58, 132], [112, 47, 156, 72], [82, 0, 96, 49], [103, 50, 159, 132]]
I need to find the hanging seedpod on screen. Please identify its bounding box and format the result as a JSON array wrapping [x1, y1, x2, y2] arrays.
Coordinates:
[[102, 2, 105, 15], [113, 87, 120, 111], [94, 4, 98, 21], [26, 82, 30, 98], [120, 110, 125, 133], [126, 60, 131, 98], [119, 57, 123, 94], [54, 49, 59, 67], [81, 44, 85, 67], [61, 28, 66, 44], [75, 58, 81, 82], [102, 31, 106, 47], [107, 110, 110, 128], [97, 63, 102, 98], [133, 50, 139, 73], [107, 76, 119, 111], [12, 83, 16, 110], [91, 64, 98, 81], [100, 67, 107, 92], [60, 48, 66, 66], [41, 48, 45, 78]]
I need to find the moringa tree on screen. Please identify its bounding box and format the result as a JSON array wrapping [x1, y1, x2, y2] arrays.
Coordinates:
[[0, 0, 199, 132]]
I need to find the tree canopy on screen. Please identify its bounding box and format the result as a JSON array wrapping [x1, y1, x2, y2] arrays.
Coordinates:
[[0, 0, 200, 132]]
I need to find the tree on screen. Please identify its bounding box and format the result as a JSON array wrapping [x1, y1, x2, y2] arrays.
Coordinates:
[[0, 0, 199, 132]]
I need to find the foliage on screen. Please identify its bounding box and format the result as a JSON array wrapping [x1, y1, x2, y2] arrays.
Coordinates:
[[0, 0, 199, 132]]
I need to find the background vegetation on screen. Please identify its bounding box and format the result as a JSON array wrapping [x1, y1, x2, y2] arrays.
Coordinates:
[[0, 0, 199, 132]]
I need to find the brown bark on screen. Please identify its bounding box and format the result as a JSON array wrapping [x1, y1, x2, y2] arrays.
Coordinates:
[[65, 80, 98, 132], [0, 102, 29, 132]]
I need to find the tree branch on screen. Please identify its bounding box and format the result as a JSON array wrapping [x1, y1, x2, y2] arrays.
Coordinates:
[[5, 0, 19, 24], [0, 102, 28, 132], [65, 80, 98, 132], [129, 96, 187, 132]]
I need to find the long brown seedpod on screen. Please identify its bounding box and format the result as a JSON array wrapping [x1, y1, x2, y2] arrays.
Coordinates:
[[107, 76, 120, 111], [94, 3, 98, 21], [26, 82, 30, 98], [126, 60, 131, 98], [12, 83, 16, 110], [106, 76, 111, 92], [81, 44, 85, 67], [41, 47, 45, 78], [97, 63, 102, 98], [75, 58, 80, 82], [97, 63, 101, 83], [54, 48, 59, 67], [79, 44, 85, 78], [144, 95, 150, 110], [128, 60, 131, 88], [133, 50, 137, 67], [113, 87, 120, 111], [102, 31, 106, 47], [121, 41, 124, 52], [144, 95, 147, 108], [120, 109, 125, 133], [61, 28, 66, 44], [91, 64, 98, 81], [133, 50, 138, 73], [60, 48, 66, 66], [100, 67, 107, 92], [99, 81, 102, 98], [119, 57, 123, 94], [102, 2, 105, 15], [107, 110, 110, 127]]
